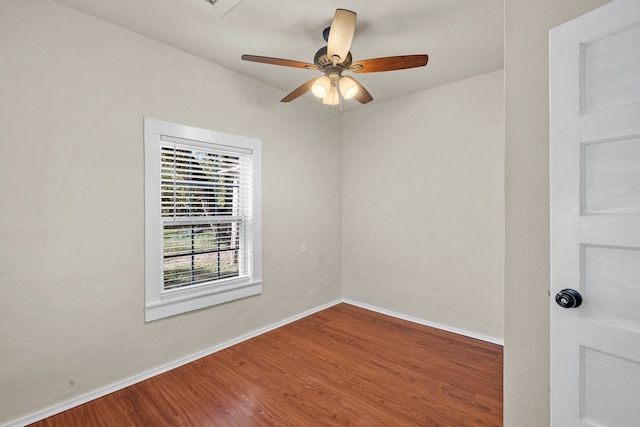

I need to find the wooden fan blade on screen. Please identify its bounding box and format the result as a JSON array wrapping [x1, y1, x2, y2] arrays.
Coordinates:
[[350, 77, 373, 104], [327, 9, 357, 64], [241, 55, 318, 70], [281, 78, 316, 102], [351, 54, 429, 73]]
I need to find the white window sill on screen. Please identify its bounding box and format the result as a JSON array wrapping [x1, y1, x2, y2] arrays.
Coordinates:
[[145, 280, 263, 322]]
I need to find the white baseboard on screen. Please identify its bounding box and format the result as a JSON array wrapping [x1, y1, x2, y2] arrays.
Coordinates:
[[342, 298, 504, 346], [5, 297, 502, 426], [4, 299, 342, 427]]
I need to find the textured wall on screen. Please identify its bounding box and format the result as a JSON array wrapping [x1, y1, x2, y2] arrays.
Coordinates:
[[0, 1, 342, 423], [341, 71, 505, 341], [504, 0, 611, 425]]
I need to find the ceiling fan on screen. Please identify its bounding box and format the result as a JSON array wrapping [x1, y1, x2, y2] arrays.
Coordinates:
[[241, 9, 429, 105]]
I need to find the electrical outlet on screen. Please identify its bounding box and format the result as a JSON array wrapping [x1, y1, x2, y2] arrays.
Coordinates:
[[300, 242, 307, 254]]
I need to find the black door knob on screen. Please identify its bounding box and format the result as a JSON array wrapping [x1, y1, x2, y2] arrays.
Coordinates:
[[555, 289, 582, 308]]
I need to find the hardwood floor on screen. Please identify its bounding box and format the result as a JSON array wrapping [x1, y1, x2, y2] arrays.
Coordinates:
[[31, 303, 503, 426]]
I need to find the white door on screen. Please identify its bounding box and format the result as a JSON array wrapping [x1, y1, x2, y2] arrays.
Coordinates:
[[550, 0, 640, 425]]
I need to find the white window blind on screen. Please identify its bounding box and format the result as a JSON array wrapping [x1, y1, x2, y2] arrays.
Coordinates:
[[144, 118, 262, 322], [160, 137, 252, 292]]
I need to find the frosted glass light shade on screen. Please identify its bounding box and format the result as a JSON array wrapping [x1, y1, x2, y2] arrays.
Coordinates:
[[323, 86, 340, 105], [311, 76, 331, 98], [339, 76, 359, 99]]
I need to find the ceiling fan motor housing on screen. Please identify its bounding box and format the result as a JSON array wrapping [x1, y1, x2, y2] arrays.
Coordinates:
[[314, 47, 352, 69]]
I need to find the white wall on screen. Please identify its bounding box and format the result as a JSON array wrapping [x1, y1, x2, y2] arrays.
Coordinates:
[[503, 0, 611, 425], [0, 1, 342, 423], [341, 71, 504, 341]]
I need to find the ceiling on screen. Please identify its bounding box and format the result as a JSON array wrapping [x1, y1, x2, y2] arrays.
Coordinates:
[[52, 0, 504, 110]]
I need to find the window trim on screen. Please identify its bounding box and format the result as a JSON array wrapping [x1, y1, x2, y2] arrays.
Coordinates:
[[144, 118, 262, 322]]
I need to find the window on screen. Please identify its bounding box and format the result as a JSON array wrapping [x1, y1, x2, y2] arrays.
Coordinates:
[[144, 118, 262, 322]]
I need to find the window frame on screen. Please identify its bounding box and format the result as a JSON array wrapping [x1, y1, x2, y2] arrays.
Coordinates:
[[144, 118, 262, 322]]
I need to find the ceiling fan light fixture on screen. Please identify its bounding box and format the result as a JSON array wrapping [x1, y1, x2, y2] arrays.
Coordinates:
[[311, 76, 331, 98], [323, 86, 340, 105], [338, 76, 359, 99]]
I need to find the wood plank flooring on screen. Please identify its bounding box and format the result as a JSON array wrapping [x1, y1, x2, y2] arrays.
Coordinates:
[[31, 303, 503, 426]]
